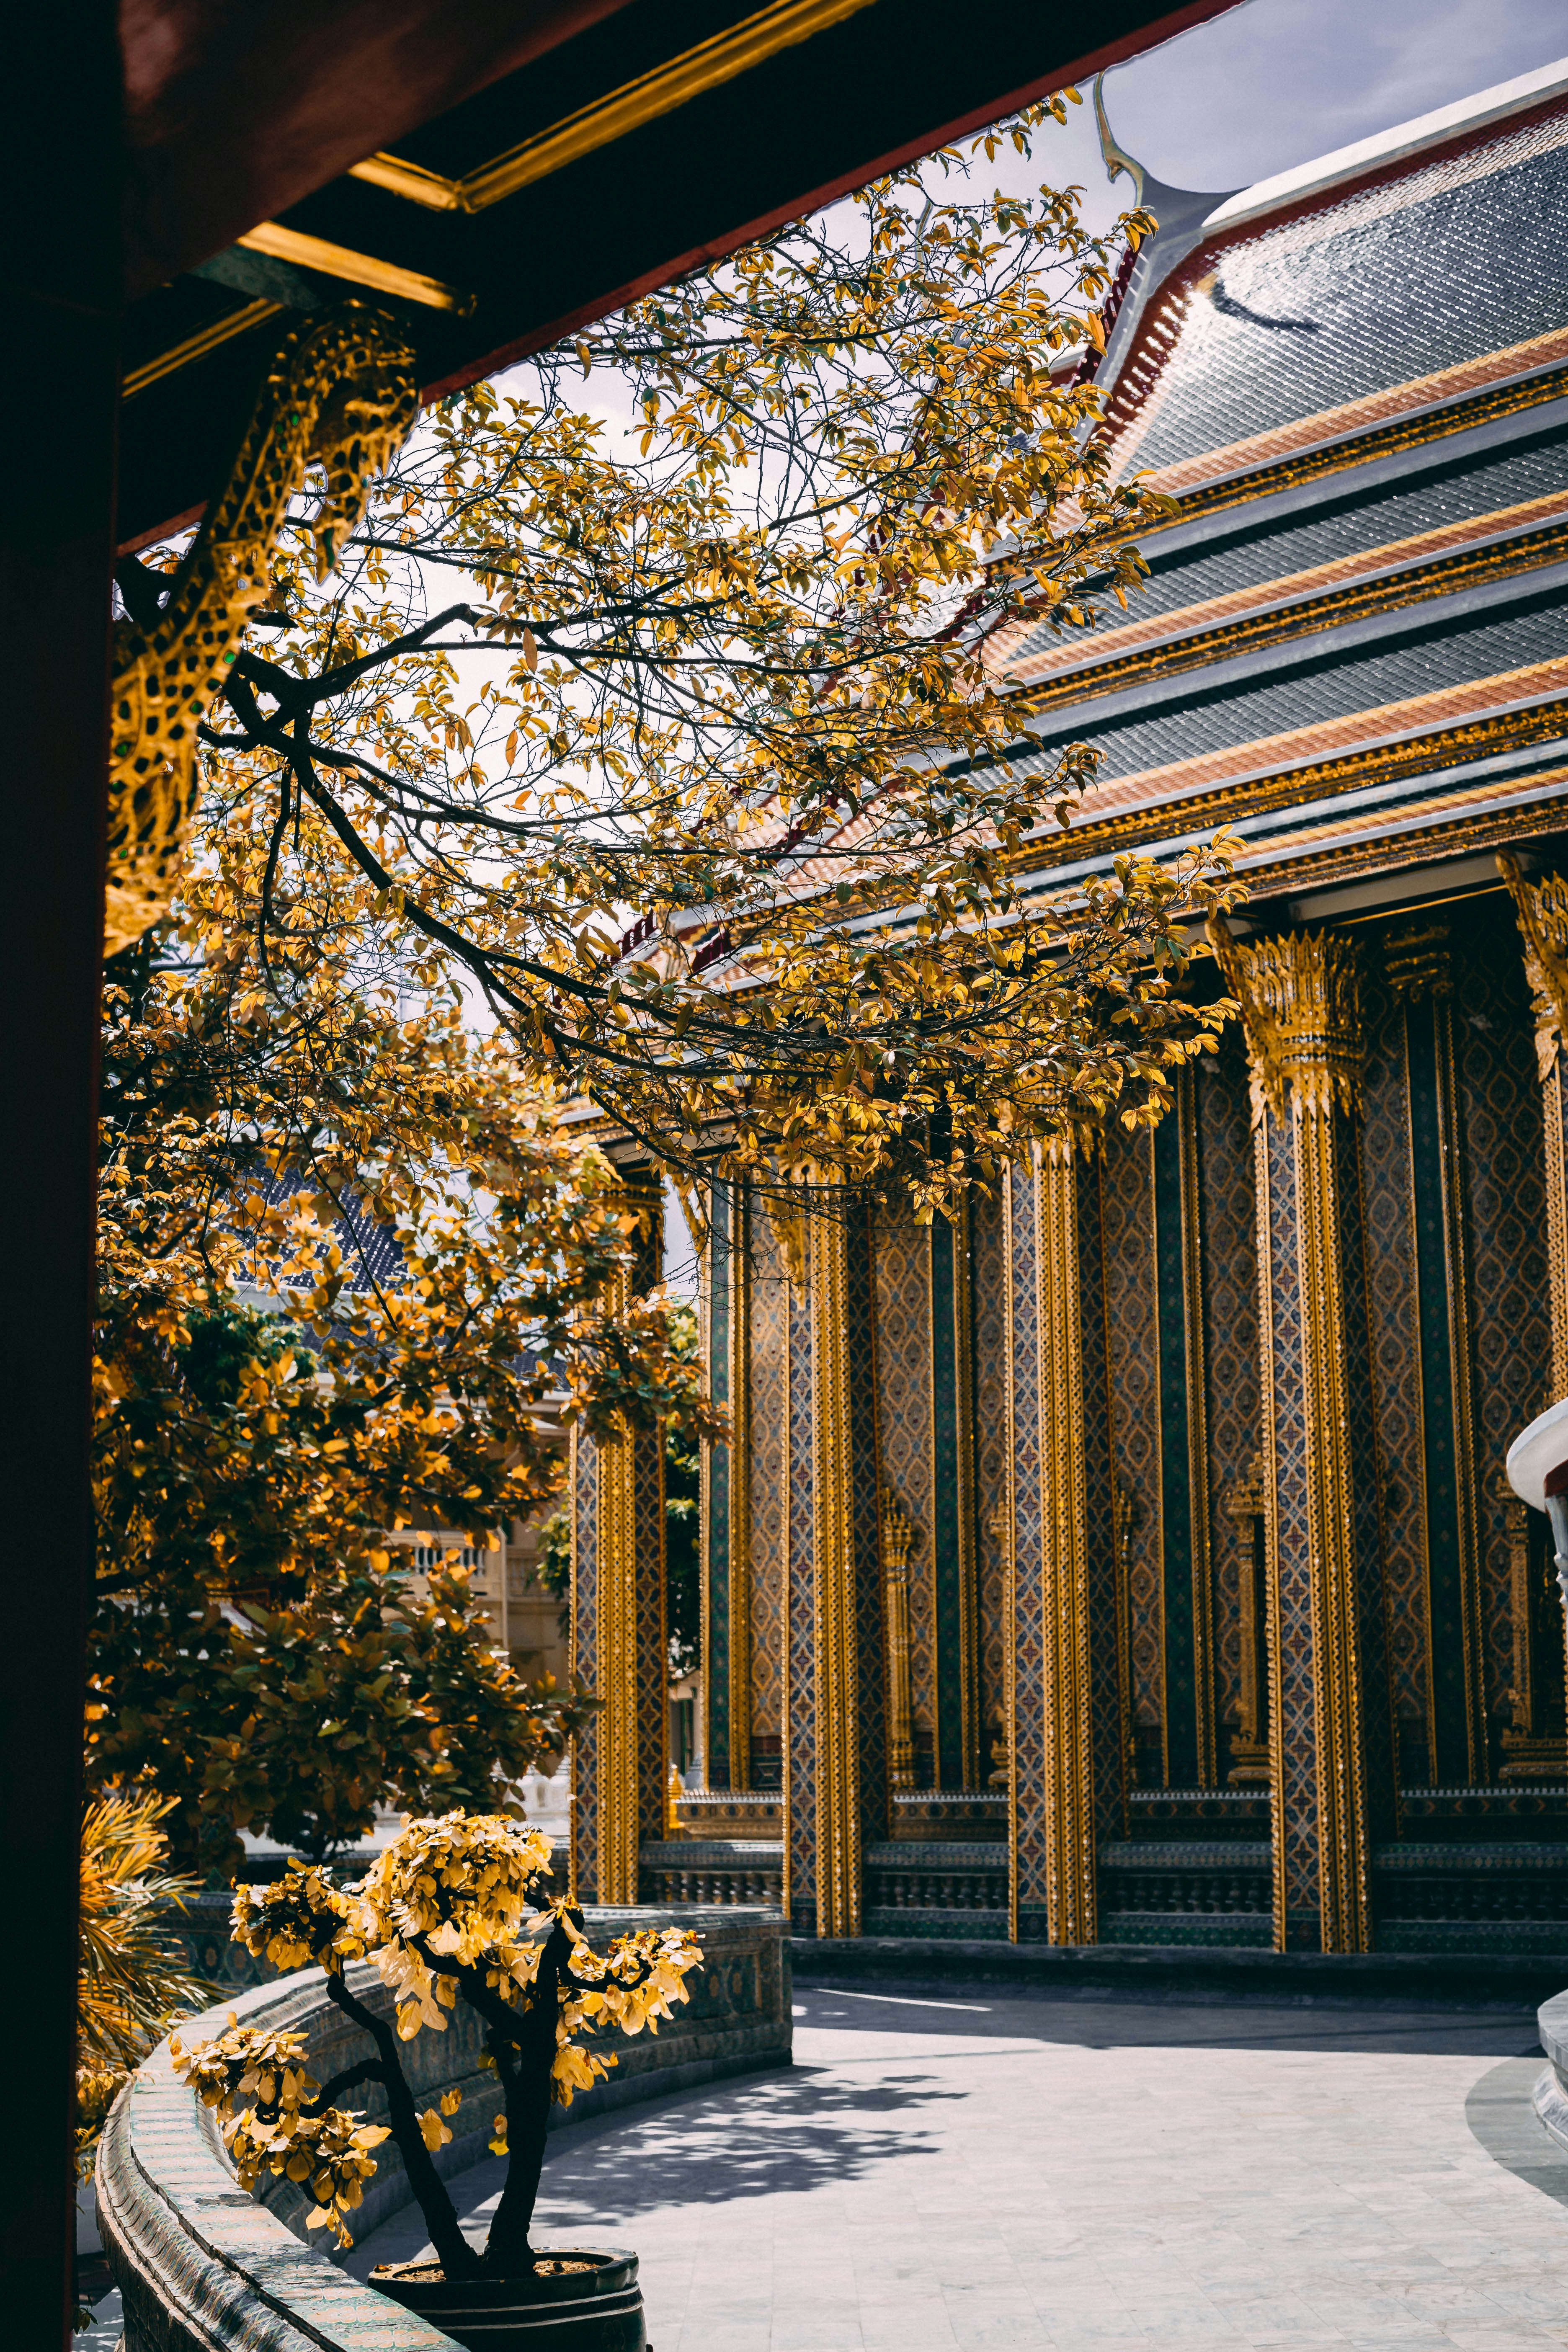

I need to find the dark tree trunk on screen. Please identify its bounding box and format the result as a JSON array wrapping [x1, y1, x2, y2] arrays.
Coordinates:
[[325, 1975, 480, 2279], [481, 1918, 572, 2278]]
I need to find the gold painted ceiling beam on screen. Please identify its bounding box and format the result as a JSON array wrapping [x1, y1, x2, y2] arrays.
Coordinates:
[[236, 224, 476, 315], [349, 0, 879, 214]]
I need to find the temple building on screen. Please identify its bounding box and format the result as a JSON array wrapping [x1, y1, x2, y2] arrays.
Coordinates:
[[570, 58, 1568, 1954]]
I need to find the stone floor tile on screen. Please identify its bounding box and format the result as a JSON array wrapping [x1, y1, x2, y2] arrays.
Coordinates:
[[350, 1987, 1567, 2352]]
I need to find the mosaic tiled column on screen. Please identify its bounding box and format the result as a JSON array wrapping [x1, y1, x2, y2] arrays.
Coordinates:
[[1211, 922, 1397, 1953], [1500, 854, 1568, 1404], [570, 1191, 667, 1905], [701, 1180, 750, 1790], [1382, 916, 1485, 1786], [931, 1204, 980, 1789], [1006, 1144, 1119, 1944]]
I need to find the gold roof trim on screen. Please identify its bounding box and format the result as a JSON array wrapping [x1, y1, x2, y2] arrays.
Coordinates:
[[348, 0, 879, 215]]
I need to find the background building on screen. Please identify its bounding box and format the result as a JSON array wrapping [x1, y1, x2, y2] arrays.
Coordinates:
[[573, 59, 1568, 1954]]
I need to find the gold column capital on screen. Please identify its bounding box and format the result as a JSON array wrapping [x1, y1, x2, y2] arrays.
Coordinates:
[[1208, 917, 1362, 1124], [1500, 851, 1568, 1083]]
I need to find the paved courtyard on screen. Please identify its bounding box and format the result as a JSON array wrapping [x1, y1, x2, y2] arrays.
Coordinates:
[[349, 1978, 1568, 2351]]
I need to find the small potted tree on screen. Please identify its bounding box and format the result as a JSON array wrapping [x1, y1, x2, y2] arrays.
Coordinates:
[[170, 1810, 703, 2349]]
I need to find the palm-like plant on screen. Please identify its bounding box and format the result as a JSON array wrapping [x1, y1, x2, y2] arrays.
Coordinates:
[[77, 1789, 209, 2171]]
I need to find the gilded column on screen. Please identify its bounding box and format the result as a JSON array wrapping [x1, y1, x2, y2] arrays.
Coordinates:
[[804, 1196, 885, 1937], [1007, 1145, 1099, 1945], [569, 1188, 667, 1905], [701, 1180, 750, 1788], [1383, 918, 1485, 1785], [1210, 921, 1397, 1953], [1500, 854, 1568, 1403]]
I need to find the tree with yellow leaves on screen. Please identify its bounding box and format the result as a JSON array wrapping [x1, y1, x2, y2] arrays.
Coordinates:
[[76, 1792, 209, 2176], [118, 95, 1240, 1239], [92, 860, 722, 1876], [171, 1810, 702, 2282]]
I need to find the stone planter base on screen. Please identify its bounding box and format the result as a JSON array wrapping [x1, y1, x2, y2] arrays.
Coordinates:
[[372, 2250, 644, 2351]]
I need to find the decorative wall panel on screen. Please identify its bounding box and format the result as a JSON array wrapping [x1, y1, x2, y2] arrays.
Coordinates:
[[971, 1186, 1011, 1771], [748, 1211, 790, 1782], [1260, 1113, 1319, 1947], [1455, 896, 1554, 1753], [931, 1205, 979, 1788], [1357, 964, 1429, 1778], [703, 1182, 734, 1790], [846, 1205, 888, 1848], [875, 1215, 935, 1777], [569, 1430, 599, 1901], [1194, 1034, 1261, 1775], [631, 1421, 669, 1857], [1006, 1158, 1044, 1939], [785, 1273, 815, 1930], [570, 1187, 665, 1907], [1101, 1117, 1164, 1783], [1080, 1150, 1129, 1851], [1151, 1074, 1215, 1786]]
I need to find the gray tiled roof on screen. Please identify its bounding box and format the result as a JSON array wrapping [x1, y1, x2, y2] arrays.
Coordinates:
[[1128, 122, 1568, 475], [249, 1168, 406, 1294], [1011, 428, 1568, 661], [1025, 589, 1568, 786]]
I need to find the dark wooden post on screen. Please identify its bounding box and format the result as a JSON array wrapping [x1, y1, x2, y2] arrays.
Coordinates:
[[0, 7, 120, 2342]]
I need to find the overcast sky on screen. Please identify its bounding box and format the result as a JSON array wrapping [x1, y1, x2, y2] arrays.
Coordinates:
[[1016, 0, 1568, 235]]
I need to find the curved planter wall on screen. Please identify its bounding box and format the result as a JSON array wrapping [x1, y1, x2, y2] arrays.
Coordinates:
[[1534, 1988, 1568, 2151], [98, 1905, 789, 2352]]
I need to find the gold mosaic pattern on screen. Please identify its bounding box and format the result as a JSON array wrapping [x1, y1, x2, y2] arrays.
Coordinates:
[[747, 1215, 790, 1751], [1455, 902, 1555, 1750], [971, 1186, 1011, 1746], [568, 1431, 599, 1901], [1194, 1036, 1261, 1761], [1356, 964, 1429, 1757], [874, 1217, 936, 1774], [1101, 1119, 1164, 1778], [1080, 1153, 1129, 1847]]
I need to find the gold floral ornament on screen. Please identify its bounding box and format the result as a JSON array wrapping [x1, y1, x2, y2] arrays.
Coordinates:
[[176, 1809, 703, 2279], [105, 306, 418, 957]]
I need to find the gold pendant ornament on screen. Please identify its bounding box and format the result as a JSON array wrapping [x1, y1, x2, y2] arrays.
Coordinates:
[[104, 306, 419, 957]]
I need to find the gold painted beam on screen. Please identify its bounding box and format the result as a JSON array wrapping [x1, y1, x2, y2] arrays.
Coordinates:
[[237, 222, 476, 314]]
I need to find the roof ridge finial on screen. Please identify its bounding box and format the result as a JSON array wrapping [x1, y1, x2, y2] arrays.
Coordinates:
[[1094, 72, 1148, 208]]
